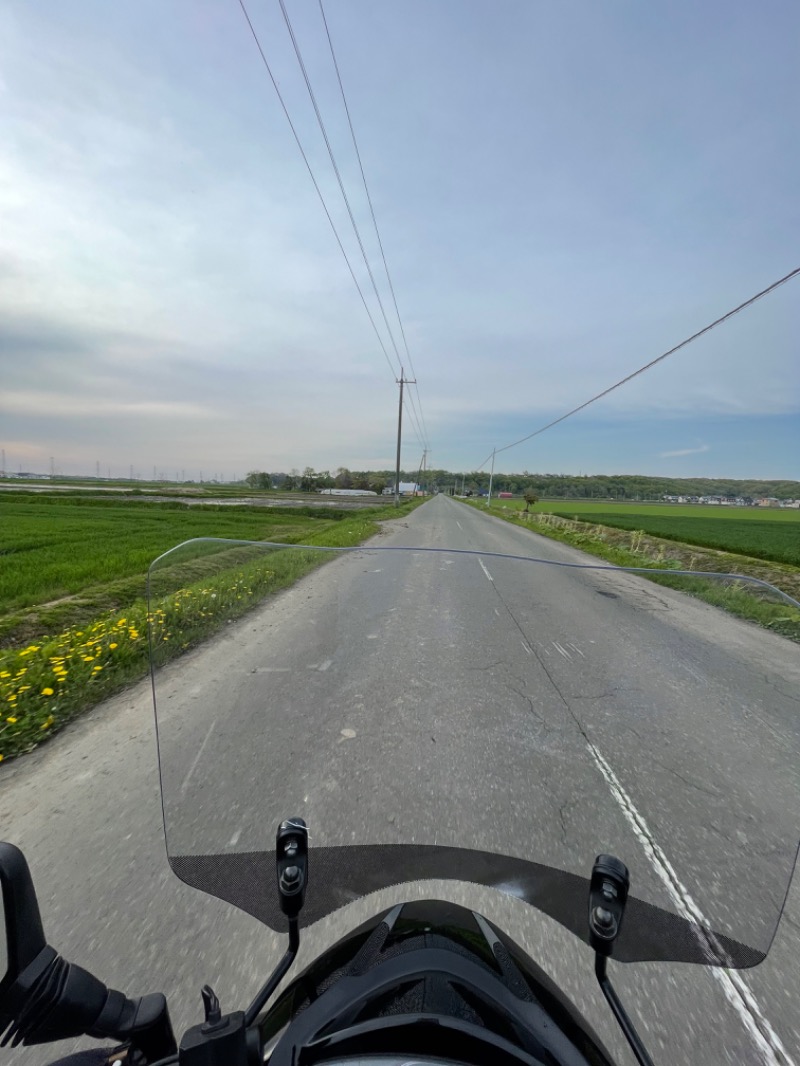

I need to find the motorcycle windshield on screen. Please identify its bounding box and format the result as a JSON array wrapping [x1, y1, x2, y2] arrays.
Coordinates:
[[147, 538, 800, 968]]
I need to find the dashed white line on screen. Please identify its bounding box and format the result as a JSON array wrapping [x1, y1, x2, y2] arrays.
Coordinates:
[[478, 558, 493, 582], [588, 742, 792, 1065], [181, 720, 216, 795]]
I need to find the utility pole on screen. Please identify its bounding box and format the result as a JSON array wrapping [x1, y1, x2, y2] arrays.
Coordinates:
[[394, 367, 415, 507], [415, 448, 427, 498], [486, 448, 496, 507]]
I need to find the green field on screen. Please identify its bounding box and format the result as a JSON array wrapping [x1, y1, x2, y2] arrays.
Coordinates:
[[489, 500, 800, 567], [0, 495, 364, 615]]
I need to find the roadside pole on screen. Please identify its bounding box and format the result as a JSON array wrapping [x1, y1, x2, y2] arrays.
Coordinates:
[[486, 448, 496, 507], [394, 368, 416, 508]]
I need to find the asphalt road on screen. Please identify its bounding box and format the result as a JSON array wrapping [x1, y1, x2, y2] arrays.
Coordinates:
[[2, 495, 799, 1065]]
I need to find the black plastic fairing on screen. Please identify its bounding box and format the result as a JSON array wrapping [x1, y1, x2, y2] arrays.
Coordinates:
[[260, 899, 615, 1066]]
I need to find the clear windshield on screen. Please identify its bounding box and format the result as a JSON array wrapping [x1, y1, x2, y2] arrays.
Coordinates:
[[147, 538, 800, 968]]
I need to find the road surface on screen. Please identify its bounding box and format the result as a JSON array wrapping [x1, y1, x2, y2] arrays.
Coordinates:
[[2, 495, 799, 1064]]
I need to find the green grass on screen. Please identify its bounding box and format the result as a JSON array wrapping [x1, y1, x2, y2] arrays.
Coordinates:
[[0, 495, 423, 761], [489, 500, 800, 567]]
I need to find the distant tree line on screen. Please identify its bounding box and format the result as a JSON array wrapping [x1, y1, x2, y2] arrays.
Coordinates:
[[245, 468, 800, 501]]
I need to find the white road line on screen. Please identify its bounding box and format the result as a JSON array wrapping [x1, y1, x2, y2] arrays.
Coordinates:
[[456, 520, 463, 530], [227, 828, 242, 847], [181, 720, 216, 795], [256, 667, 290, 673], [478, 558, 493, 582], [552, 641, 571, 660], [588, 742, 793, 1065], [567, 642, 585, 658], [521, 641, 532, 655], [318, 659, 332, 672]]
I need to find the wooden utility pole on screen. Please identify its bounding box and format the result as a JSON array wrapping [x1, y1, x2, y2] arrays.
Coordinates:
[[394, 368, 416, 507]]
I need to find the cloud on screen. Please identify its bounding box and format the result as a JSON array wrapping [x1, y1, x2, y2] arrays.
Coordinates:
[[659, 444, 710, 458], [0, 392, 216, 420]]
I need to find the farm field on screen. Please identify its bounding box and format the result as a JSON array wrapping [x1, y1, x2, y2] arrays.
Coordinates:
[[0, 495, 381, 615], [489, 499, 800, 567]]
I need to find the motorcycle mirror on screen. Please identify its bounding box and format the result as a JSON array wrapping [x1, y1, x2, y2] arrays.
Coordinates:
[[0, 843, 47, 997]]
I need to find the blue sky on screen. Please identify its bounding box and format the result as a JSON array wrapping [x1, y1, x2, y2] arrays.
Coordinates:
[[1, 0, 798, 479]]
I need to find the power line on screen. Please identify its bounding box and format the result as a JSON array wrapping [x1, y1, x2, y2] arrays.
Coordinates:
[[318, 0, 430, 448], [236, 0, 398, 379], [277, 0, 427, 453], [477, 265, 800, 470], [278, 0, 404, 380]]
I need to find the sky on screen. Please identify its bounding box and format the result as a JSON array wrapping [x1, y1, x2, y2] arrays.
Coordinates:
[[1, 0, 798, 481]]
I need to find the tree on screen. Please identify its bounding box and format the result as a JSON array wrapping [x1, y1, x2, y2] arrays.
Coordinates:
[[245, 471, 270, 490], [335, 467, 353, 489], [523, 490, 538, 513], [283, 474, 297, 491], [300, 466, 317, 493]]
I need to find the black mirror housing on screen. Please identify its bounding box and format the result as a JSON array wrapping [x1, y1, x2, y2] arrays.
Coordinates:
[[0, 843, 47, 998]]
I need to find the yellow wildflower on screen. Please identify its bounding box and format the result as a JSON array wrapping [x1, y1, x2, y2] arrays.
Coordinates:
[[7, 717, 17, 724], [109, 643, 118, 649], [41, 688, 54, 696]]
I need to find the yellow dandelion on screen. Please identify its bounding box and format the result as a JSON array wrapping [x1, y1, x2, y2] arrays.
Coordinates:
[[7, 716, 17, 723], [41, 687, 54, 696], [92, 666, 103, 673], [0, 754, 4, 763], [0, 671, 11, 679], [109, 643, 118, 649], [7, 694, 16, 702], [82, 656, 94, 662]]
